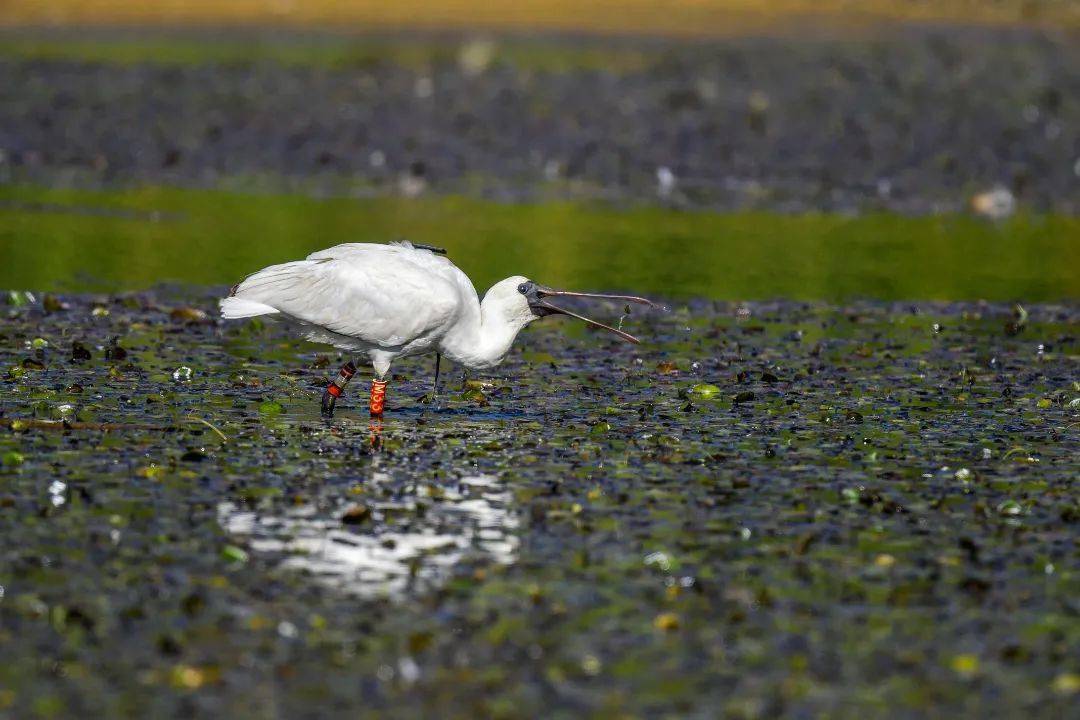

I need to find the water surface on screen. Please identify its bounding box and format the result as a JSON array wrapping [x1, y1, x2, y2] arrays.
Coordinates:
[[2, 185, 1077, 301]]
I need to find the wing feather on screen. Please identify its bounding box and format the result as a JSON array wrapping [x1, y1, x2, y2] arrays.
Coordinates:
[[228, 244, 464, 350]]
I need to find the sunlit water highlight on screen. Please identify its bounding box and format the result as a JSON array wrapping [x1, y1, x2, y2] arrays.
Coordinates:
[[218, 472, 519, 597]]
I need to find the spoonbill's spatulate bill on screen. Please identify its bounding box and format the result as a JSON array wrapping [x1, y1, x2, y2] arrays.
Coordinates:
[[219, 242, 656, 418]]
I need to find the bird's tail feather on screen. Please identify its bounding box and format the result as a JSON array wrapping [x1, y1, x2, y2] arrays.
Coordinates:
[[219, 296, 280, 319], [221, 260, 323, 319]]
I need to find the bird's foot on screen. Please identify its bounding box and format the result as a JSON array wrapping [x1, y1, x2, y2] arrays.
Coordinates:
[[322, 361, 356, 419], [321, 388, 338, 418]]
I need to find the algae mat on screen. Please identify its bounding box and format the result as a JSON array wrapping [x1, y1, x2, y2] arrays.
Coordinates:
[[0, 287, 1077, 717]]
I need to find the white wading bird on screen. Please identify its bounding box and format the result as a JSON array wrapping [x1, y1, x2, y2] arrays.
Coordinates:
[[220, 241, 656, 418]]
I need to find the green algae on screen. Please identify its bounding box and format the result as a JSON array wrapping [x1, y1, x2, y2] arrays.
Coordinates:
[[1, 185, 1078, 301]]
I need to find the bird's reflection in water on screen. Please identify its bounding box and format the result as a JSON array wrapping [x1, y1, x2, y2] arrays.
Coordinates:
[[218, 472, 519, 598], [369, 419, 383, 450]]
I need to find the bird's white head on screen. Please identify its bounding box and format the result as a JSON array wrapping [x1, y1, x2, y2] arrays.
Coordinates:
[[483, 276, 659, 344], [482, 276, 538, 331]]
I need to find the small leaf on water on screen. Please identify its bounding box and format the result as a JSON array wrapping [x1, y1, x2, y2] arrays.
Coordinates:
[[653, 613, 680, 631], [655, 361, 679, 375], [733, 391, 755, 404], [2, 451, 25, 466], [690, 383, 720, 399], [6, 290, 35, 307], [996, 500, 1023, 516], [459, 389, 487, 404], [1053, 673, 1080, 696], [259, 400, 284, 415], [950, 654, 979, 678], [221, 545, 248, 564], [169, 307, 209, 323], [171, 666, 201, 689]]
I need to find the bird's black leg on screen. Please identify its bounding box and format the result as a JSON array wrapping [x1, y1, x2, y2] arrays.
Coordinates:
[[433, 353, 442, 399], [321, 360, 357, 418]]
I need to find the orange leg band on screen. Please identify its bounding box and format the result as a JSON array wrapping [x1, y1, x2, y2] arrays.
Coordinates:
[[369, 379, 388, 417]]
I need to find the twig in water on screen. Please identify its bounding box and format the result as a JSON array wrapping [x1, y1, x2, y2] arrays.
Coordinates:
[[2, 418, 168, 432], [185, 415, 229, 442]]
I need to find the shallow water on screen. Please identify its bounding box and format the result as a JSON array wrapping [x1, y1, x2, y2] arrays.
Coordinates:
[[1, 288, 1076, 717], [1, 185, 1077, 301], [3, 18, 1079, 718]]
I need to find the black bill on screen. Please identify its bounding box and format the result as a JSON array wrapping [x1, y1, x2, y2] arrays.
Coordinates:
[[522, 283, 659, 344]]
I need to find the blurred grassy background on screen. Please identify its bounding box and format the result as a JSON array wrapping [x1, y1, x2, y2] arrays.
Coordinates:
[[4, 0, 1079, 34], [2, 185, 1076, 300], [2, 1, 1077, 300]]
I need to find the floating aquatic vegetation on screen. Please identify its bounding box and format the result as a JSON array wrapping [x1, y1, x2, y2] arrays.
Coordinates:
[[0, 291, 1076, 717]]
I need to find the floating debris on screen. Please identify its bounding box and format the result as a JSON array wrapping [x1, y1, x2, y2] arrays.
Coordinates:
[[169, 306, 209, 323], [970, 185, 1016, 220]]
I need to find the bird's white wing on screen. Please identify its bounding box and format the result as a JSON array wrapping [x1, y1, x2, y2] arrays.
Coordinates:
[[229, 244, 464, 349]]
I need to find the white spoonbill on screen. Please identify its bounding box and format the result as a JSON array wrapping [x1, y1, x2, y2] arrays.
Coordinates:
[[219, 241, 656, 418]]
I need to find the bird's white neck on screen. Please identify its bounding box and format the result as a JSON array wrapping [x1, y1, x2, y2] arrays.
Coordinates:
[[438, 293, 530, 370]]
